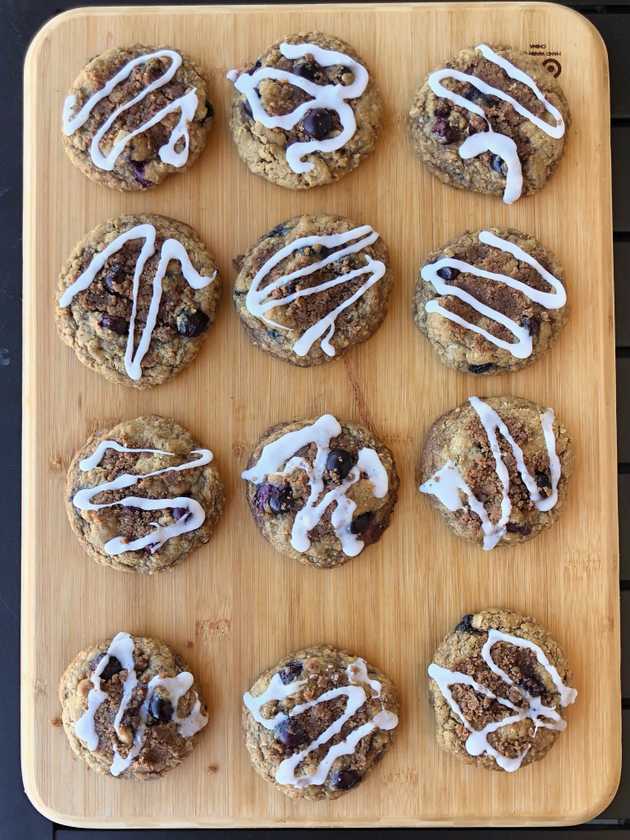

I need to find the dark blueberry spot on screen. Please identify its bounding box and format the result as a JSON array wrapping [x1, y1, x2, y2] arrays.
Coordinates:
[[350, 512, 373, 535], [454, 614, 483, 635], [432, 117, 455, 144], [506, 522, 532, 536], [176, 310, 210, 338], [297, 244, 331, 259], [326, 448, 356, 480], [203, 99, 214, 122], [254, 482, 293, 514], [295, 60, 321, 81], [469, 87, 491, 106], [241, 99, 253, 119], [522, 315, 540, 337], [99, 656, 123, 681], [491, 154, 506, 174], [515, 659, 547, 697], [267, 329, 283, 341], [436, 266, 459, 282], [99, 314, 129, 336], [535, 470, 551, 489], [279, 660, 303, 684], [148, 694, 174, 724], [103, 264, 123, 292], [329, 768, 361, 790], [302, 108, 334, 140], [130, 160, 152, 188], [434, 100, 451, 118], [247, 59, 262, 76], [171, 507, 188, 521], [467, 363, 495, 374], [268, 222, 291, 237], [273, 717, 308, 750]]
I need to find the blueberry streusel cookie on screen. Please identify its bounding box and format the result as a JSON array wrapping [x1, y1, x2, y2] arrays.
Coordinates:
[[62, 45, 213, 190], [66, 415, 224, 573], [234, 215, 391, 366], [242, 414, 399, 568], [418, 396, 572, 549], [428, 608, 576, 771], [227, 32, 383, 189], [60, 631, 208, 779], [414, 228, 567, 374], [243, 645, 399, 798], [408, 44, 570, 203], [56, 214, 221, 388]]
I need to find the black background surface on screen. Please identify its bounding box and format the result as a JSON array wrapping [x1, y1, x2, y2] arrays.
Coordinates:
[[2, 1, 628, 838]]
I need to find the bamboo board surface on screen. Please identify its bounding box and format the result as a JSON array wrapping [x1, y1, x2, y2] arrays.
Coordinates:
[[21, 2, 619, 828]]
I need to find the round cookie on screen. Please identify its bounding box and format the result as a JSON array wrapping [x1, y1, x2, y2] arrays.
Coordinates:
[[62, 45, 213, 191], [242, 414, 399, 568], [408, 44, 570, 203], [56, 214, 221, 389], [234, 215, 392, 366], [65, 415, 224, 574], [414, 227, 567, 374], [60, 631, 208, 779], [227, 32, 383, 189], [418, 396, 572, 549], [428, 608, 577, 771], [243, 645, 399, 799]]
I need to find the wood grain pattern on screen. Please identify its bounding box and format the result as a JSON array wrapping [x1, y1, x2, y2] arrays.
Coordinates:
[[21, 2, 619, 828]]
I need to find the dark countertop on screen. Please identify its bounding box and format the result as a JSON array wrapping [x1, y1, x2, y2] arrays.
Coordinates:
[[2, 1, 629, 837]]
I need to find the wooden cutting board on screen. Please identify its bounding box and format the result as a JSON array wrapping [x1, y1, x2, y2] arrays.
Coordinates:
[[21, 2, 619, 828]]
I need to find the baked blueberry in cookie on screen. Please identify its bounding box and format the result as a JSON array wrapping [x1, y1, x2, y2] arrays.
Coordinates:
[[408, 44, 570, 202], [414, 228, 567, 374], [227, 32, 383, 189], [62, 45, 212, 190], [56, 214, 220, 388], [60, 631, 208, 778], [243, 645, 399, 798], [65, 415, 224, 573], [428, 608, 577, 771], [234, 215, 392, 366], [242, 414, 399, 568], [418, 396, 572, 548]]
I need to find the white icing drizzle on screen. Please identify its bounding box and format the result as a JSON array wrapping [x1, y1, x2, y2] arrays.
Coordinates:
[[245, 225, 386, 358], [227, 42, 369, 174], [58, 224, 216, 381], [74, 631, 207, 776], [428, 627, 577, 771], [420, 396, 561, 550], [63, 49, 198, 171], [241, 414, 388, 557], [421, 230, 566, 359], [72, 439, 213, 556], [243, 657, 398, 788], [427, 43, 565, 203]]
